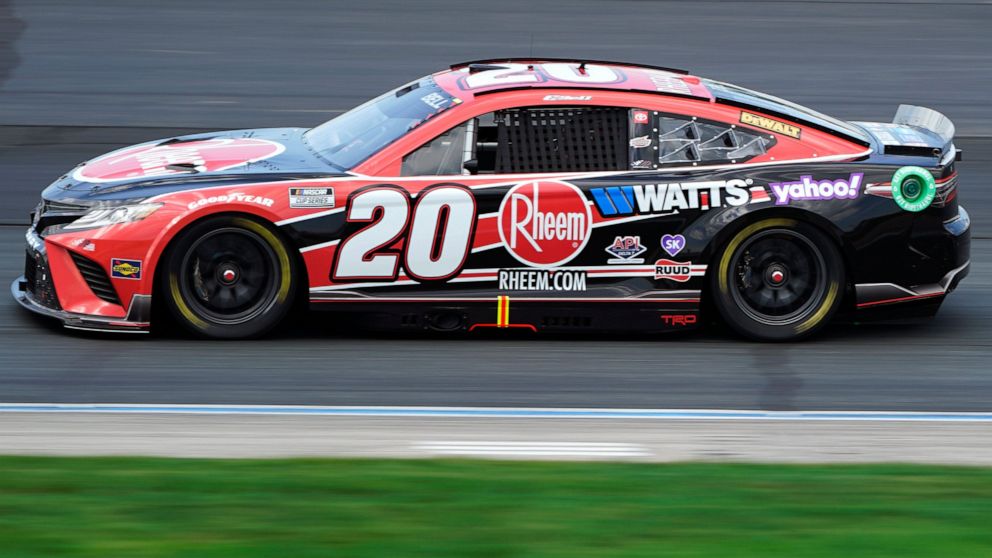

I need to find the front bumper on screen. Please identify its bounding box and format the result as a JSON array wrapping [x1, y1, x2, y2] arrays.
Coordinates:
[[12, 276, 151, 333], [15, 219, 154, 333]]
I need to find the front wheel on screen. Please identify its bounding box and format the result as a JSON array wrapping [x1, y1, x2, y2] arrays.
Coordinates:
[[711, 218, 844, 341], [162, 215, 298, 339]]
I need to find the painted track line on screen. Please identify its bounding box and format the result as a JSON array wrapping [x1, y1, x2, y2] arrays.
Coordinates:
[[2, 404, 992, 422], [416, 441, 650, 458]]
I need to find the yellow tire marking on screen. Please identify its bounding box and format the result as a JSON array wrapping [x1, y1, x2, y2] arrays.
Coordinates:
[[232, 217, 293, 303], [718, 218, 797, 294], [169, 272, 208, 329], [796, 281, 838, 333]]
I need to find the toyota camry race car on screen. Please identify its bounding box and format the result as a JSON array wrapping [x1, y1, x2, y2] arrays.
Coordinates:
[[13, 59, 970, 340]]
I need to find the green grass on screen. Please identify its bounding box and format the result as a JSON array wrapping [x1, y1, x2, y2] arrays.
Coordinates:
[[0, 458, 990, 557]]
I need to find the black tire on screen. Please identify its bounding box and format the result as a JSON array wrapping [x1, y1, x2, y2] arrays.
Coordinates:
[[710, 218, 844, 341], [162, 215, 298, 339]]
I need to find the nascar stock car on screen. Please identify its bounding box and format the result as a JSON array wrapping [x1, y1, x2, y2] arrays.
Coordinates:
[[13, 59, 969, 340]]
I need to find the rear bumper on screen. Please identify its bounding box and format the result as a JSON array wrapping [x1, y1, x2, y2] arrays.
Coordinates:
[[12, 276, 151, 333], [854, 205, 970, 314]]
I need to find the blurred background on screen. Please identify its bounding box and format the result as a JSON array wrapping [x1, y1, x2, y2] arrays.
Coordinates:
[[1, 1, 991, 555], [2, 0, 990, 224]]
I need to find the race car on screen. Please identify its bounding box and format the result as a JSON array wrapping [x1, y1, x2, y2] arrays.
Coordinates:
[[12, 58, 970, 340]]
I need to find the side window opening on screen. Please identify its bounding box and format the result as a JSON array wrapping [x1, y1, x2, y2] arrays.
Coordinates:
[[630, 110, 775, 169], [400, 121, 471, 176]]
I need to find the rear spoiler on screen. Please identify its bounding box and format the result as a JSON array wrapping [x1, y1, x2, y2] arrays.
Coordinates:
[[894, 105, 955, 144]]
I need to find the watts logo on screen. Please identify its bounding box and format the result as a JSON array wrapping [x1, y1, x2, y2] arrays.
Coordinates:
[[111, 258, 142, 280], [591, 179, 759, 216], [740, 111, 801, 139]]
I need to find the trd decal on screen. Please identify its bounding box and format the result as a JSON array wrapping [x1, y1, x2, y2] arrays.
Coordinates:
[[661, 314, 697, 326]]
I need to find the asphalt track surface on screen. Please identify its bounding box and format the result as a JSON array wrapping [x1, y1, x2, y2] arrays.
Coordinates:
[[1, 1, 992, 423]]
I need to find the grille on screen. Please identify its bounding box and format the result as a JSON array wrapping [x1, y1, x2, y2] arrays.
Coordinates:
[[24, 251, 36, 290], [69, 252, 122, 306], [43, 199, 90, 213], [24, 251, 61, 310]]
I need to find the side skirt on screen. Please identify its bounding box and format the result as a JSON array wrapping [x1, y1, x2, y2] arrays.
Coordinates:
[[308, 294, 703, 334]]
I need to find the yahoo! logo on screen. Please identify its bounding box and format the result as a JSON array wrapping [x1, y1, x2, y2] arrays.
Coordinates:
[[770, 173, 863, 205]]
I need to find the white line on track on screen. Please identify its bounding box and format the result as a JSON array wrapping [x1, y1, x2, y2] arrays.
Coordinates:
[[2, 404, 992, 422], [416, 441, 651, 458]]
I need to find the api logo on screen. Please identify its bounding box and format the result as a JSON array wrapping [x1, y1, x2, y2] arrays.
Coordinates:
[[605, 235, 646, 264], [111, 258, 142, 280]]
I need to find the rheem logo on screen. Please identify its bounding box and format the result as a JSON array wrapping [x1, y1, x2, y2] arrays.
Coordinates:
[[498, 180, 592, 267], [72, 138, 285, 183]]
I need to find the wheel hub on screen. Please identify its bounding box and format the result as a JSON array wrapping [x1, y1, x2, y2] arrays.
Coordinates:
[[217, 264, 240, 286], [765, 264, 789, 288]]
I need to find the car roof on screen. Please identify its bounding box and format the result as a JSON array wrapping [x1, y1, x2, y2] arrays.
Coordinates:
[[432, 58, 869, 147], [434, 58, 714, 101]]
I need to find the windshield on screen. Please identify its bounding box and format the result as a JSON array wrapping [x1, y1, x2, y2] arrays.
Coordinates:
[[702, 79, 871, 144], [305, 77, 458, 170]]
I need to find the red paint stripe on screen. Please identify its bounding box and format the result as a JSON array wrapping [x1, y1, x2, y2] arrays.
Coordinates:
[[310, 298, 700, 304], [857, 292, 943, 308], [469, 323, 537, 332]]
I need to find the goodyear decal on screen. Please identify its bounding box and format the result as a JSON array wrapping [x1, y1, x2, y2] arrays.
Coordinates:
[[740, 111, 801, 139]]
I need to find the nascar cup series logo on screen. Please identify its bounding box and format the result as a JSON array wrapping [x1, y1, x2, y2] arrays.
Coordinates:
[[72, 138, 285, 183], [498, 180, 593, 267]]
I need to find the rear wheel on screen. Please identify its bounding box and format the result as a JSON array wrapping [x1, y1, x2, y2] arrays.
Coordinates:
[[163, 215, 297, 339], [711, 218, 843, 341]]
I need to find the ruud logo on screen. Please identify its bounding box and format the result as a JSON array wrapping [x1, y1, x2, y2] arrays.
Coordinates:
[[498, 180, 592, 267]]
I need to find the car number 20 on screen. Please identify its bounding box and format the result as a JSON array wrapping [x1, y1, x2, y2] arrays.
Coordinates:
[[332, 185, 477, 282]]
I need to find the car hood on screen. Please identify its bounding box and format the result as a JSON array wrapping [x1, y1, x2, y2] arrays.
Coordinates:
[[44, 127, 344, 201]]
